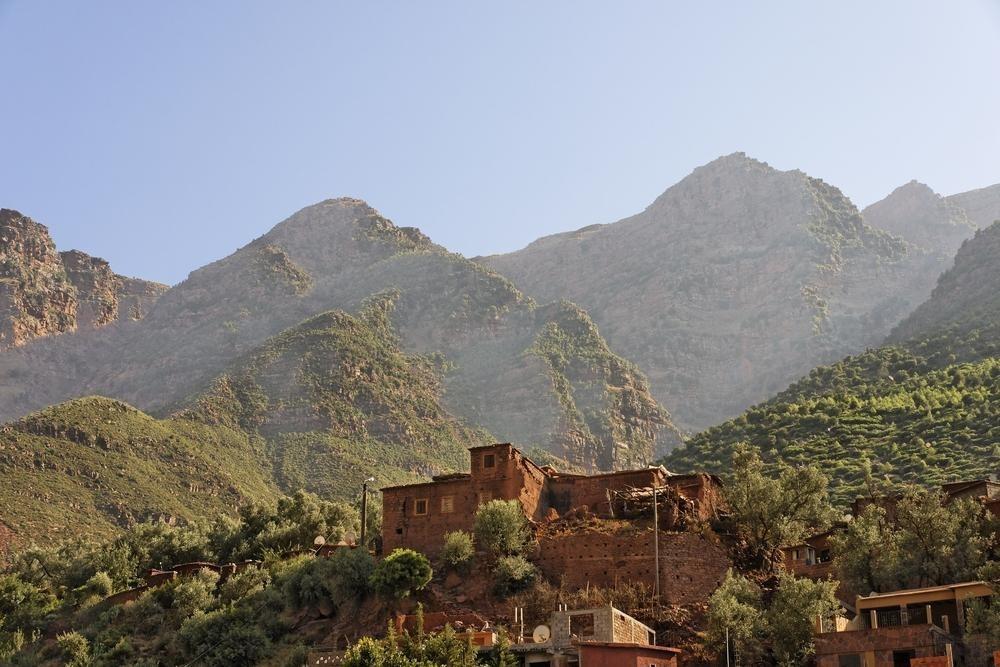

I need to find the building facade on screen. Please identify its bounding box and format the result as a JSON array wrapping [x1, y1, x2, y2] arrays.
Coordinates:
[[381, 443, 721, 555]]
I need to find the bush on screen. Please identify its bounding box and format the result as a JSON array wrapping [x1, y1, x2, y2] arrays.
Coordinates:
[[73, 571, 114, 606], [329, 547, 375, 603], [281, 558, 338, 610], [57, 630, 91, 667], [493, 555, 538, 596], [178, 607, 271, 667], [218, 567, 271, 605], [370, 549, 432, 598], [440, 531, 475, 571], [474, 500, 530, 558]]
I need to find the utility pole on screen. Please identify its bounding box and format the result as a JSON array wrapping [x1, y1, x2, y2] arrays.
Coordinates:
[[725, 626, 730, 667], [653, 483, 660, 603], [360, 477, 375, 547]]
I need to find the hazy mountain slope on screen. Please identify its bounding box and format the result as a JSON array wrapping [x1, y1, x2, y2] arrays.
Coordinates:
[[862, 180, 975, 257], [0, 199, 677, 469], [948, 182, 1000, 229], [664, 222, 1000, 505], [0, 209, 166, 348], [483, 153, 933, 430]]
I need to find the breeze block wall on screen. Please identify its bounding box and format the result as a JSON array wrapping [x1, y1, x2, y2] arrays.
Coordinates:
[[533, 523, 730, 605]]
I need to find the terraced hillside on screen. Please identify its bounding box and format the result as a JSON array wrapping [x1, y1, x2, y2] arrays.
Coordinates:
[[665, 222, 1000, 506]]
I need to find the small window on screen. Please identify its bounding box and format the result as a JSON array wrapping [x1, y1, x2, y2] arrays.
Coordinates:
[[414, 498, 428, 516], [478, 491, 493, 505], [819, 549, 831, 563], [569, 613, 595, 637], [483, 453, 496, 469], [441, 496, 454, 514], [792, 549, 800, 560]]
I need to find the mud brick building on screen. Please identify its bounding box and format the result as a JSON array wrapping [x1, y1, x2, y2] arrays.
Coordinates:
[[533, 526, 730, 606], [380, 443, 723, 555]]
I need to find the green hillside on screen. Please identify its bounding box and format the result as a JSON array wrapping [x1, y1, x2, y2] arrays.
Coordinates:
[[0, 294, 487, 557], [665, 223, 1000, 506], [0, 397, 280, 554]]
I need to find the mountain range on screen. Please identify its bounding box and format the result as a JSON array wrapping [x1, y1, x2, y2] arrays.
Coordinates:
[[1, 153, 998, 551]]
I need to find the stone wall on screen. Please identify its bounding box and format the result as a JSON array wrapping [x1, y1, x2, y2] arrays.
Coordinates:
[[534, 524, 730, 606]]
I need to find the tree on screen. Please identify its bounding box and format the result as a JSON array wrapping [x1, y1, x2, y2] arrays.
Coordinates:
[[56, 631, 91, 667], [723, 444, 835, 572], [766, 573, 839, 666], [705, 570, 765, 662], [440, 531, 475, 571], [831, 505, 905, 596], [493, 556, 538, 597], [474, 500, 530, 558], [371, 549, 433, 599]]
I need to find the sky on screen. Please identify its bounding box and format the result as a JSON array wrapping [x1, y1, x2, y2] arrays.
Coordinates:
[[1, 2, 999, 285]]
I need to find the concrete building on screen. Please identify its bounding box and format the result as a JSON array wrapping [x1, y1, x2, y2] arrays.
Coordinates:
[[814, 581, 994, 667], [511, 605, 681, 667], [380, 443, 722, 555]]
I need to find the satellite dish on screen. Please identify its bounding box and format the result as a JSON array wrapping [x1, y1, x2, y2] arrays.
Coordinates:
[[532, 625, 551, 643], [344, 531, 357, 545], [313, 535, 326, 547]]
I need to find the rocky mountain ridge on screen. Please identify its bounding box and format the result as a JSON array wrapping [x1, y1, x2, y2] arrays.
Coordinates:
[[0, 199, 679, 473], [0, 209, 166, 349], [483, 153, 951, 430]]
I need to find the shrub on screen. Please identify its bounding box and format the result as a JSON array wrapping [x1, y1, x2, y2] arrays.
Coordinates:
[[281, 558, 338, 610], [218, 567, 271, 605], [474, 500, 530, 558], [440, 531, 475, 571], [370, 549, 432, 598], [493, 555, 538, 596], [56, 630, 91, 667], [73, 571, 114, 606], [329, 547, 375, 603], [178, 607, 272, 667]]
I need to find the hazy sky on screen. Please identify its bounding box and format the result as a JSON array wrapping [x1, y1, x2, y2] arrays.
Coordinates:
[[2, 2, 999, 285]]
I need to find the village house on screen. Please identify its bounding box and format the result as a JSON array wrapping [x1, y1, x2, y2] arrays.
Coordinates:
[[813, 581, 994, 667], [380, 443, 722, 555]]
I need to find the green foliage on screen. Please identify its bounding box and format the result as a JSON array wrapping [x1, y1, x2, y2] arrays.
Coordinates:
[[177, 606, 272, 667], [56, 630, 91, 667], [721, 444, 835, 571], [329, 547, 375, 602], [530, 301, 676, 469], [766, 573, 840, 667], [371, 549, 432, 599], [440, 531, 475, 571], [706, 571, 766, 661], [492, 555, 538, 597], [831, 487, 994, 594], [474, 500, 530, 559], [342, 622, 486, 667], [667, 354, 1000, 506], [706, 570, 838, 666]]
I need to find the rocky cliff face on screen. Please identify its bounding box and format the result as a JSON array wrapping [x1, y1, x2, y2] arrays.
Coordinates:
[[0, 209, 167, 348], [0, 209, 77, 347], [0, 199, 677, 470], [482, 153, 930, 430]]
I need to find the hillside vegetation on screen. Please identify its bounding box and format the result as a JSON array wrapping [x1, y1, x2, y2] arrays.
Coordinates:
[[0, 295, 488, 556], [666, 223, 1000, 506]]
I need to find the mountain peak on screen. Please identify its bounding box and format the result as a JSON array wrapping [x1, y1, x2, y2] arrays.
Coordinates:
[[863, 180, 975, 253]]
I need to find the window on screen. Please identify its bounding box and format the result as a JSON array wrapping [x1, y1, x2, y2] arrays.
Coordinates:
[[569, 613, 595, 637], [414, 498, 428, 516], [483, 453, 496, 469], [837, 655, 861, 667], [441, 496, 454, 514], [818, 549, 832, 563], [792, 549, 800, 560], [478, 491, 493, 505]]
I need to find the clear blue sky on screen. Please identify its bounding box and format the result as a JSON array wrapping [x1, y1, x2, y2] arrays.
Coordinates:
[[2, 2, 999, 285]]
